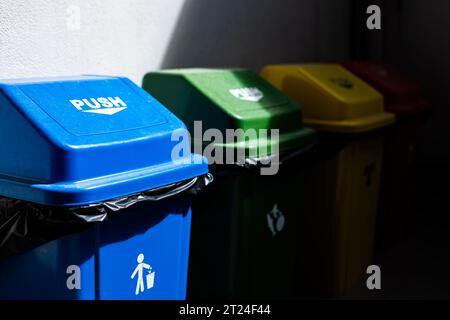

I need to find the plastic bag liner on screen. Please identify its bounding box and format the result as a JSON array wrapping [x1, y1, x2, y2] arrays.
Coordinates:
[[0, 173, 213, 261], [209, 143, 316, 176]]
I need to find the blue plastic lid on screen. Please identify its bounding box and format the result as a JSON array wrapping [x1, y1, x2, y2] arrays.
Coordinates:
[[0, 76, 207, 206]]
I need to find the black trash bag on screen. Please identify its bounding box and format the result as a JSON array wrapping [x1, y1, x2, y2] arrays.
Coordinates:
[[0, 173, 213, 261], [208, 142, 316, 178]]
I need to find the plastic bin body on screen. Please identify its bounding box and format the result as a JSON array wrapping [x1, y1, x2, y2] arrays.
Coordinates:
[[0, 76, 208, 300], [342, 62, 430, 249], [261, 64, 394, 296], [298, 134, 384, 296], [187, 161, 304, 299], [0, 200, 192, 300], [143, 69, 315, 299]]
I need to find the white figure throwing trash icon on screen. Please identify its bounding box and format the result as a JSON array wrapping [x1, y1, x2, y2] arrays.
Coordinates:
[[131, 253, 155, 295]]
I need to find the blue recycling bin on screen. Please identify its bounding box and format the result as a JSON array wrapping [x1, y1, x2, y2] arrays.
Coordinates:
[[0, 76, 208, 300]]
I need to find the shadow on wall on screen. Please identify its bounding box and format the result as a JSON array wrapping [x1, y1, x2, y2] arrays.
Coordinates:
[[160, 0, 351, 71]]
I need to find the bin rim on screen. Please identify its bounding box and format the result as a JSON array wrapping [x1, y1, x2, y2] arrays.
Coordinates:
[[0, 154, 208, 207], [192, 126, 316, 159], [71, 172, 213, 214], [206, 141, 316, 176], [303, 112, 395, 134]]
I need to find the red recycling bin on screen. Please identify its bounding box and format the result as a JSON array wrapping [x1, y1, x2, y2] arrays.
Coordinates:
[[343, 62, 430, 249]]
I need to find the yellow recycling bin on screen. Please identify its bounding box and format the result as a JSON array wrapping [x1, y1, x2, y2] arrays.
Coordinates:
[[261, 64, 395, 296]]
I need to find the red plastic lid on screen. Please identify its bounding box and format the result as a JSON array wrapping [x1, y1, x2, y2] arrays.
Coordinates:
[[342, 62, 430, 116]]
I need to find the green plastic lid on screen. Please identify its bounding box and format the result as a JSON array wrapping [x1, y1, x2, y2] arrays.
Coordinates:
[[143, 69, 315, 158]]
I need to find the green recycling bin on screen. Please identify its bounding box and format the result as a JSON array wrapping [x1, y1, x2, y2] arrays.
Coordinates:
[[143, 69, 315, 299]]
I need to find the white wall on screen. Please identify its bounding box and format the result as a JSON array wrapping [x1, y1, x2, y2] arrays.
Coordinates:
[[0, 0, 351, 84]]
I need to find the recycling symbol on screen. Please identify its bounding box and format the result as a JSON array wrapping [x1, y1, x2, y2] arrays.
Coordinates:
[[267, 204, 285, 237]]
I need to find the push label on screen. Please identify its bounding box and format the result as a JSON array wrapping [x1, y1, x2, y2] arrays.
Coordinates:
[[229, 87, 264, 102], [69, 96, 127, 115]]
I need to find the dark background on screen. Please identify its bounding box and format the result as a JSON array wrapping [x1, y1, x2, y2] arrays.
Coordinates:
[[350, 0, 450, 299], [160, 1, 450, 299]]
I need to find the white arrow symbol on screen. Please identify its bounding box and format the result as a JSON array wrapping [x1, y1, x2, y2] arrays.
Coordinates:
[[82, 107, 127, 115]]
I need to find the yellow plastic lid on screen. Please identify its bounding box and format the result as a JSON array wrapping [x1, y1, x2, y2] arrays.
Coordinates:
[[260, 64, 395, 133]]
